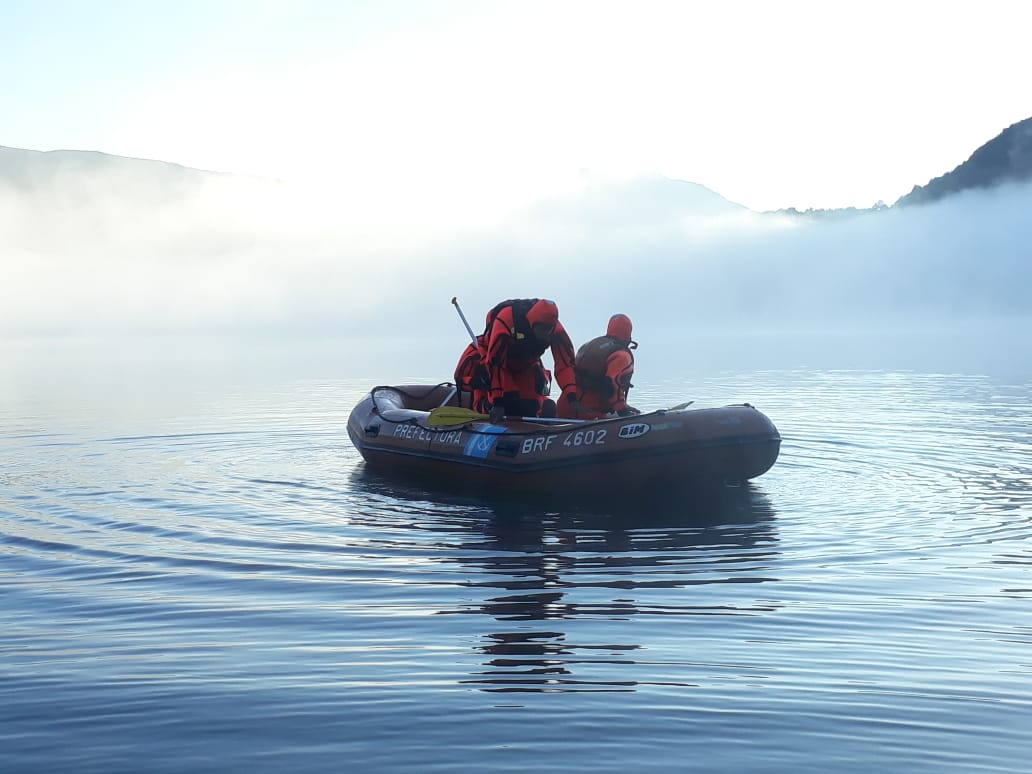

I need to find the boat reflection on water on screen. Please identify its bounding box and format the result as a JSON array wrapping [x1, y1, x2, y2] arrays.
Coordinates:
[[349, 468, 780, 693], [460, 490, 779, 693]]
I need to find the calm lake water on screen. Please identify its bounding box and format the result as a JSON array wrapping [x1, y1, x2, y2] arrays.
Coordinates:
[[2, 362, 1031, 772]]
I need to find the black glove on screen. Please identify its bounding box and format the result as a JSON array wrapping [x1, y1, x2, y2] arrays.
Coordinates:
[[562, 390, 585, 418], [617, 406, 641, 417], [488, 404, 506, 424]]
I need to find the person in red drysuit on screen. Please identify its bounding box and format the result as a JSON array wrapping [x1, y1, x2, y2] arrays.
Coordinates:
[[557, 313, 639, 420], [479, 298, 577, 423], [453, 332, 490, 413]]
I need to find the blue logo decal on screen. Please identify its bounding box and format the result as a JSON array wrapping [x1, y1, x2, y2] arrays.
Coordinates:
[[464, 425, 507, 458]]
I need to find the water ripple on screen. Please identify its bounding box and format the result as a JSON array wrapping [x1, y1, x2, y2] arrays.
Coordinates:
[[1, 371, 1031, 772]]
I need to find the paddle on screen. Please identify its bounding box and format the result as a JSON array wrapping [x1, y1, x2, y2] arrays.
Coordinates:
[[428, 406, 487, 426], [428, 401, 695, 426], [451, 296, 480, 349], [427, 406, 586, 427]]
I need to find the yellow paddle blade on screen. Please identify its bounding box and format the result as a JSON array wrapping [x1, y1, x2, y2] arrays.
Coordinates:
[[427, 406, 489, 426]]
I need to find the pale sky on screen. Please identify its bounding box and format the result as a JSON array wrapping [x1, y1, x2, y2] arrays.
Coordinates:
[[3, 0, 1031, 215]]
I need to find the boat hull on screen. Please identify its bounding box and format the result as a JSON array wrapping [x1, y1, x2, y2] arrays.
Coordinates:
[[347, 384, 781, 501]]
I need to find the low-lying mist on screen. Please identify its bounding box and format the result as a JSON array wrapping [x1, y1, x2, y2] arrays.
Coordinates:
[[3, 167, 1031, 389]]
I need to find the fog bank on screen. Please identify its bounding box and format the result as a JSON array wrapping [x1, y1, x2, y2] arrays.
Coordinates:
[[3, 169, 1031, 383]]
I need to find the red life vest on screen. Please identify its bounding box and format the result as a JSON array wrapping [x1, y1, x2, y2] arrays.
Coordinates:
[[575, 335, 635, 396], [483, 298, 550, 367], [454, 335, 490, 391]]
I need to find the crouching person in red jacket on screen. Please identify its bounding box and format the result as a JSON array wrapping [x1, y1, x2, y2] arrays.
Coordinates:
[[557, 313, 639, 420], [480, 298, 577, 423]]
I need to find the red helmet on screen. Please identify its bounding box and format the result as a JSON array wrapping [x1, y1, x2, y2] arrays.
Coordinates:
[[526, 299, 559, 328], [607, 313, 632, 342]]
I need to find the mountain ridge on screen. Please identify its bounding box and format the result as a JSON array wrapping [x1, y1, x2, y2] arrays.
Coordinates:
[[894, 116, 1032, 206], [0, 145, 225, 187], [4, 116, 1032, 216]]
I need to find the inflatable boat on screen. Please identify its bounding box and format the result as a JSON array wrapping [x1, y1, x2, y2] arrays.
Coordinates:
[[346, 384, 780, 501]]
